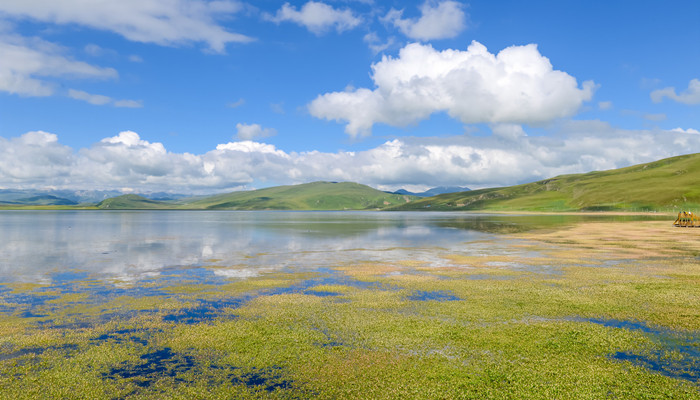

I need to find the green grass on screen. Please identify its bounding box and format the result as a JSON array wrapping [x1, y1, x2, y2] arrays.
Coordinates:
[[180, 181, 415, 210], [391, 152, 700, 212], [96, 194, 175, 209]]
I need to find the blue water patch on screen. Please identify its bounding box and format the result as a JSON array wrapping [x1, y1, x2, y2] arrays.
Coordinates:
[[104, 347, 195, 387], [407, 290, 461, 302], [104, 347, 298, 394], [304, 290, 340, 297], [161, 297, 251, 324], [613, 351, 698, 383], [577, 317, 699, 383]]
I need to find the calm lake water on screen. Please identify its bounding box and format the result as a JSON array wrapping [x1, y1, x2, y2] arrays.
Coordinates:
[[0, 210, 667, 284]]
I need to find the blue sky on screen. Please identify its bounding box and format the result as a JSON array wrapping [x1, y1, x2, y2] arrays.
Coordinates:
[[1, 0, 699, 193]]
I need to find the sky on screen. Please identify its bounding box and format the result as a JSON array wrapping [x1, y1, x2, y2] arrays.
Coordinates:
[[1, 0, 699, 194]]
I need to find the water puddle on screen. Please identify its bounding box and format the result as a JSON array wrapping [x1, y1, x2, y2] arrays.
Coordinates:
[[104, 347, 297, 393], [407, 290, 461, 302], [577, 317, 699, 383], [104, 347, 196, 387]]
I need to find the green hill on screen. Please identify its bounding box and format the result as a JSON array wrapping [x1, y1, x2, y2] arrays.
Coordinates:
[[390, 153, 700, 212], [182, 181, 415, 210], [97, 194, 170, 209]]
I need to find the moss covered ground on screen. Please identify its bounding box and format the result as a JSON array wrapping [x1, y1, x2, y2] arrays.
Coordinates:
[[0, 219, 698, 398]]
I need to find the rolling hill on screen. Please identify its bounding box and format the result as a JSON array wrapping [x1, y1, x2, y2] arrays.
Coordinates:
[[181, 181, 415, 210], [97, 194, 171, 209], [390, 153, 700, 212]]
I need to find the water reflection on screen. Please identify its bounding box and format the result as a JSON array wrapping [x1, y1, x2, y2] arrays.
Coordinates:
[[0, 211, 667, 284]]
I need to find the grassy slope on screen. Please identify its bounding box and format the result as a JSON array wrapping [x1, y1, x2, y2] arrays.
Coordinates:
[[96, 194, 172, 209], [181, 181, 415, 210], [392, 153, 700, 212]]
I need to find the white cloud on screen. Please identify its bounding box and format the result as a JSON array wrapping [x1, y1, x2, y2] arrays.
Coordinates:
[[385, 1, 466, 41], [0, 0, 252, 53], [0, 131, 75, 185], [3, 125, 700, 193], [227, 98, 245, 108], [0, 34, 117, 96], [68, 89, 112, 105], [363, 32, 396, 54], [598, 101, 612, 110], [128, 54, 143, 63], [84, 43, 114, 57], [68, 89, 142, 108], [309, 41, 596, 137], [235, 123, 277, 140], [114, 99, 144, 108], [670, 127, 700, 135], [643, 113, 666, 121], [270, 102, 285, 114], [266, 1, 361, 34], [651, 78, 700, 105]]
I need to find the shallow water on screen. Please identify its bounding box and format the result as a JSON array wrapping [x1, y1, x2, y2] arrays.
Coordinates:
[[579, 318, 700, 383], [0, 210, 668, 284]]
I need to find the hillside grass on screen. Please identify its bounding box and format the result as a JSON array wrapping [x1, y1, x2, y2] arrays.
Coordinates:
[[96, 194, 174, 209], [180, 181, 415, 210], [392, 153, 700, 212]]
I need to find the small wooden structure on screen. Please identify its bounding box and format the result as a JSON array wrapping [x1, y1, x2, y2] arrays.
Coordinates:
[[673, 211, 700, 227]]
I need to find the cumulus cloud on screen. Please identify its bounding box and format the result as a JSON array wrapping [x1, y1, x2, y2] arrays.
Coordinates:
[[236, 123, 277, 140], [670, 127, 700, 134], [67, 89, 142, 108], [309, 41, 596, 137], [0, 34, 117, 96], [266, 1, 361, 34], [0, 131, 75, 186], [0, 0, 252, 53], [385, 0, 467, 41], [2, 125, 700, 193], [651, 78, 700, 105]]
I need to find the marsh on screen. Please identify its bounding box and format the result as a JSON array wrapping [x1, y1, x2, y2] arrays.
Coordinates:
[[0, 211, 697, 398]]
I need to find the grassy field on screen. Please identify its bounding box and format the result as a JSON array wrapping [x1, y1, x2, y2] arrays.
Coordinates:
[[391, 152, 700, 212], [0, 218, 698, 398]]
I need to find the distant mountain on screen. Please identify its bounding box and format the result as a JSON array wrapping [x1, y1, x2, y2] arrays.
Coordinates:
[[18, 195, 78, 206], [390, 153, 700, 212], [0, 189, 190, 205], [182, 181, 416, 210], [0, 194, 78, 206], [392, 186, 471, 197]]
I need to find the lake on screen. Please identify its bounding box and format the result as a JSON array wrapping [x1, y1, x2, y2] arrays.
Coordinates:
[[0, 210, 696, 399], [0, 210, 666, 284]]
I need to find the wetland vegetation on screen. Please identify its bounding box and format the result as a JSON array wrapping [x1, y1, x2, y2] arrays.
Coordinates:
[[0, 211, 697, 398]]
